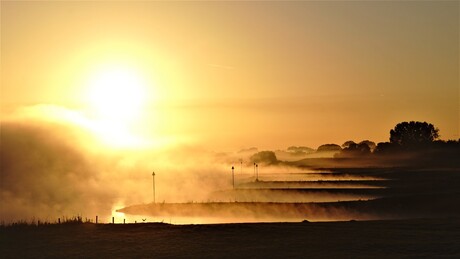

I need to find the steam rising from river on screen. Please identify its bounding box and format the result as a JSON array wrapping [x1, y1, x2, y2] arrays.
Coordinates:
[[1, 105, 384, 224], [1, 106, 227, 223]]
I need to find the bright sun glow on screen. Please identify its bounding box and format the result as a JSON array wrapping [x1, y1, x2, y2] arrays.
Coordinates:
[[84, 63, 151, 148], [86, 65, 147, 122]]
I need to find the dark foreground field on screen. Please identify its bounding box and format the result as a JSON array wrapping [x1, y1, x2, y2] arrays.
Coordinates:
[[2, 218, 460, 258], [3, 167, 459, 257]]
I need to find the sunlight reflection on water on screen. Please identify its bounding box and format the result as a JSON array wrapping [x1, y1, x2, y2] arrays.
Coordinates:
[[110, 203, 126, 224]]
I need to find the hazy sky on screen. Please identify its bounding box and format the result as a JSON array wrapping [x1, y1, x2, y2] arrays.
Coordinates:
[[2, 1, 459, 150]]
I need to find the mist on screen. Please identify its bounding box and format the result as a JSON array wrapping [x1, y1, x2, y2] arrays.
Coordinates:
[[118, 202, 379, 224], [4, 105, 455, 224], [0, 104, 383, 223], [0, 105, 235, 223]]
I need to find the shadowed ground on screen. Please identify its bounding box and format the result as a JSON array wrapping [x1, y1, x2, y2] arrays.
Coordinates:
[[2, 218, 460, 258], [3, 168, 459, 257]]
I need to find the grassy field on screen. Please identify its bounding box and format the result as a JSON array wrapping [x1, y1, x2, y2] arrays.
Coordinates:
[[3, 167, 459, 257], [2, 218, 460, 258]]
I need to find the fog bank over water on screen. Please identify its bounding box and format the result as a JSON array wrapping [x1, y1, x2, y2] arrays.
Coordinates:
[[2, 105, 458, 224], [0, 107, 375, 223], [0, 107, 240, 223]]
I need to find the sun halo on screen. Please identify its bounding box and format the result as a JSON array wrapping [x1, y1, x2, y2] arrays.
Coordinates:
[[86, 65, 148, 122], [82, 64, 152, 148]]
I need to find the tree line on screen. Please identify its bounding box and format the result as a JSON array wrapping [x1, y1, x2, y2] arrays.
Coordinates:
[[250, 121, 459, 166], [334, 121, 459, 158]]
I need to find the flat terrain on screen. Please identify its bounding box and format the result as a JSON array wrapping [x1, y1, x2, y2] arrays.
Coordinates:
[[119, 168, 460, 222], [3, 167, 459, 257], [2, 218, 460, 258]]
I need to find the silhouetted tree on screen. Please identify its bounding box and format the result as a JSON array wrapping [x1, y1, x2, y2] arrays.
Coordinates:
[[373, 142, 401, 155], [250, 151, 278, 165], [287, 146, 315, 154], [356, 143, 371, 153], [359, 140, 376, 151], [342, 141, 357, 149], [317, 144, 342, 152], [283, 146, 315, 157], [390, 121, 439, 147], [336, 142, 371, 157]]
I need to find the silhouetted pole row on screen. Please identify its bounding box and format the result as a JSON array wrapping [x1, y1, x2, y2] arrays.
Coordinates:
[[152, 171, 156, 204]]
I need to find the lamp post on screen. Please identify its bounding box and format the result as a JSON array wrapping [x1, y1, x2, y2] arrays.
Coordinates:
[[152, 171, 156, 204], [231, 166, 235, 189], [256, 164, 259, 182]]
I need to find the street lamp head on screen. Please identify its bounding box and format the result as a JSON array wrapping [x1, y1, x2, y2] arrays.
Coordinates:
[[152, 171, 155, 176]]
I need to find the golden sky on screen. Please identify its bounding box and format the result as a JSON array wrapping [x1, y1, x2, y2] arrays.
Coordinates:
[[1, 1, 459, 150]]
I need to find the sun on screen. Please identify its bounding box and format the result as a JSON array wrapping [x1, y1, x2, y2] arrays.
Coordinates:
[[86, 65, 147, 122], [83, 63, 151, 148]]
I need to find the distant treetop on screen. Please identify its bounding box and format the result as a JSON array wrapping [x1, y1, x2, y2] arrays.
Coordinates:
[[287, 146, 315, 153], [390, 121, 439, 147], [250, 151, 278, 165], [341, 141, 357, 149], [317, 144, 342, 152]]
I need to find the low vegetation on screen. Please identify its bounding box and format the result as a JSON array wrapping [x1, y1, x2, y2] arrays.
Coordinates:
[[1, 216, 92, 228]]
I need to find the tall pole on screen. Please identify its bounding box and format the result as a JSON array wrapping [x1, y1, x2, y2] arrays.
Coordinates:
[[152, 171, 156, 204], [231, 166, 235, 189], [256, 164, 259, 182], [253, 163, 256, 178], [240, 160, 242, 175]]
